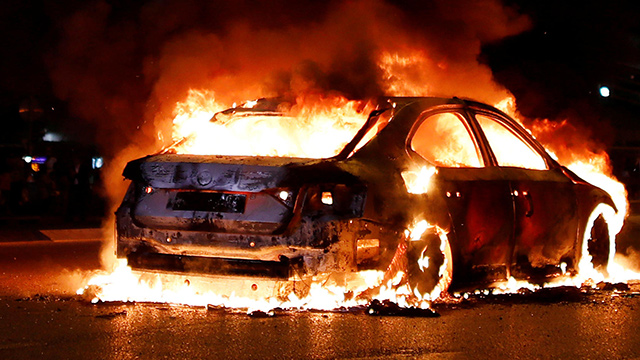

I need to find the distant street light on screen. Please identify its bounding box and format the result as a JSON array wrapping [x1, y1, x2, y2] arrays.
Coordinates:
[[599, 86, 611, 98]]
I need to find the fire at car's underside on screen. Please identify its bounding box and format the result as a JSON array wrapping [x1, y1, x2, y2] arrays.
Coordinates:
[[114, 97, 621, 304]]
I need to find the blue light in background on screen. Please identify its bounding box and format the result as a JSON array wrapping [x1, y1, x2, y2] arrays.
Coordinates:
[[92, 157, 104, 169]]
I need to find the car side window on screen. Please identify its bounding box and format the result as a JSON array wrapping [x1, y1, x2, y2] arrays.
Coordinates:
[[411, 112, 483, 168], [475, 114, 547, 170]]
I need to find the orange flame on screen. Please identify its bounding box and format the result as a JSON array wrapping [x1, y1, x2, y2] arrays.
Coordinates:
[[401, 165, 437, 194], [169, 90, 373, 158]]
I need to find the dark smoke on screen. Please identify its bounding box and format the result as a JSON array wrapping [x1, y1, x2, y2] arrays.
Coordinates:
[[46, 0, 531, 159]]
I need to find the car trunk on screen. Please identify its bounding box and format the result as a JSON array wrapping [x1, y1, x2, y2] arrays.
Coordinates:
[[123, 153, 315, 235]]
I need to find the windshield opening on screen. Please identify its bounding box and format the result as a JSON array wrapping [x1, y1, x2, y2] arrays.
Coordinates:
[[162, 98, 388, 159]]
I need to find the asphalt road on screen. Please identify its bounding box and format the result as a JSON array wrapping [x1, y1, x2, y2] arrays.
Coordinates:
[[1, 225, 640, 359], [0, 231, 102, 297], [2, 286, 640, 359]]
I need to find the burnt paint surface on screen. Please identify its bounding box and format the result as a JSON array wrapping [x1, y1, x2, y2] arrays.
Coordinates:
[[507, 167, 579, 275], [433, 168, 514, 283]]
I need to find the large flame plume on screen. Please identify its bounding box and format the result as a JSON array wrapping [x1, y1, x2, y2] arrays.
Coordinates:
[[169, 91, 373, 158]]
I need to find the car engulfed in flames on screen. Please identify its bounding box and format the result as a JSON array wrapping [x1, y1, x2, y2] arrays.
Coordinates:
[[114, 97, 620, 305]]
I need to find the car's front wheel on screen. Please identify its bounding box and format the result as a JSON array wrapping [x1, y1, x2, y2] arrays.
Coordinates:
[[579, 204, 616, 279]]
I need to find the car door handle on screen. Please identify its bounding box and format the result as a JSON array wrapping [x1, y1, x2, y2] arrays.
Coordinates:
[[522, 191, 533, 217]]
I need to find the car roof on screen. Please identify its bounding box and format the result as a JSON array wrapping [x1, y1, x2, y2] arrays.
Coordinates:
[[378, 96, 504, 114], [345, 96, 557, 168]]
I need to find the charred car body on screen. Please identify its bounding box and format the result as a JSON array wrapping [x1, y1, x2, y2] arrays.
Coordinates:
[[116, 97, 617, 295]]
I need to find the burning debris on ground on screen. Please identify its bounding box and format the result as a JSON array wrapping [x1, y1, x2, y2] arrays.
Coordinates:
[[447, 282, 640, 309], [366, 299, 440, 317], [75, 279, 640, 319]]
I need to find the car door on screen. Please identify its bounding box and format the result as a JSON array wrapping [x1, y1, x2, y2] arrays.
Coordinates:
[[407, 110, 515, 284], [473, 111, 578, 279]]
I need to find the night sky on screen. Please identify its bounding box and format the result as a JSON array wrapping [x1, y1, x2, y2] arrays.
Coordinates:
[[1, 0, 639, 159]]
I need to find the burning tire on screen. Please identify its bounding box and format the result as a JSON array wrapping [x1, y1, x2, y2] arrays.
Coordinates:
[[579, 204, 616, 279], [588, 214, 610, 271], [406, 231, 452, 299]]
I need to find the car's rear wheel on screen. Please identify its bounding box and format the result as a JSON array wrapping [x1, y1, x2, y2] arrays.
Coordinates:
[[406, 231, 452, 300]]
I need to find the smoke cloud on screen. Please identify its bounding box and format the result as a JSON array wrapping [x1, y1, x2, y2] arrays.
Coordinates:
[[47, 0, 531, 157]]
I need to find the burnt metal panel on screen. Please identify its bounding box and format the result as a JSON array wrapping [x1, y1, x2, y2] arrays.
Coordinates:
[[506, 167, 579, 270], [131, 188, 293, 234], [434, 168, 514, 283]]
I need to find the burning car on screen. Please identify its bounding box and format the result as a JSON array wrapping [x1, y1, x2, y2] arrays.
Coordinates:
[[115, 97, 618, 300]]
